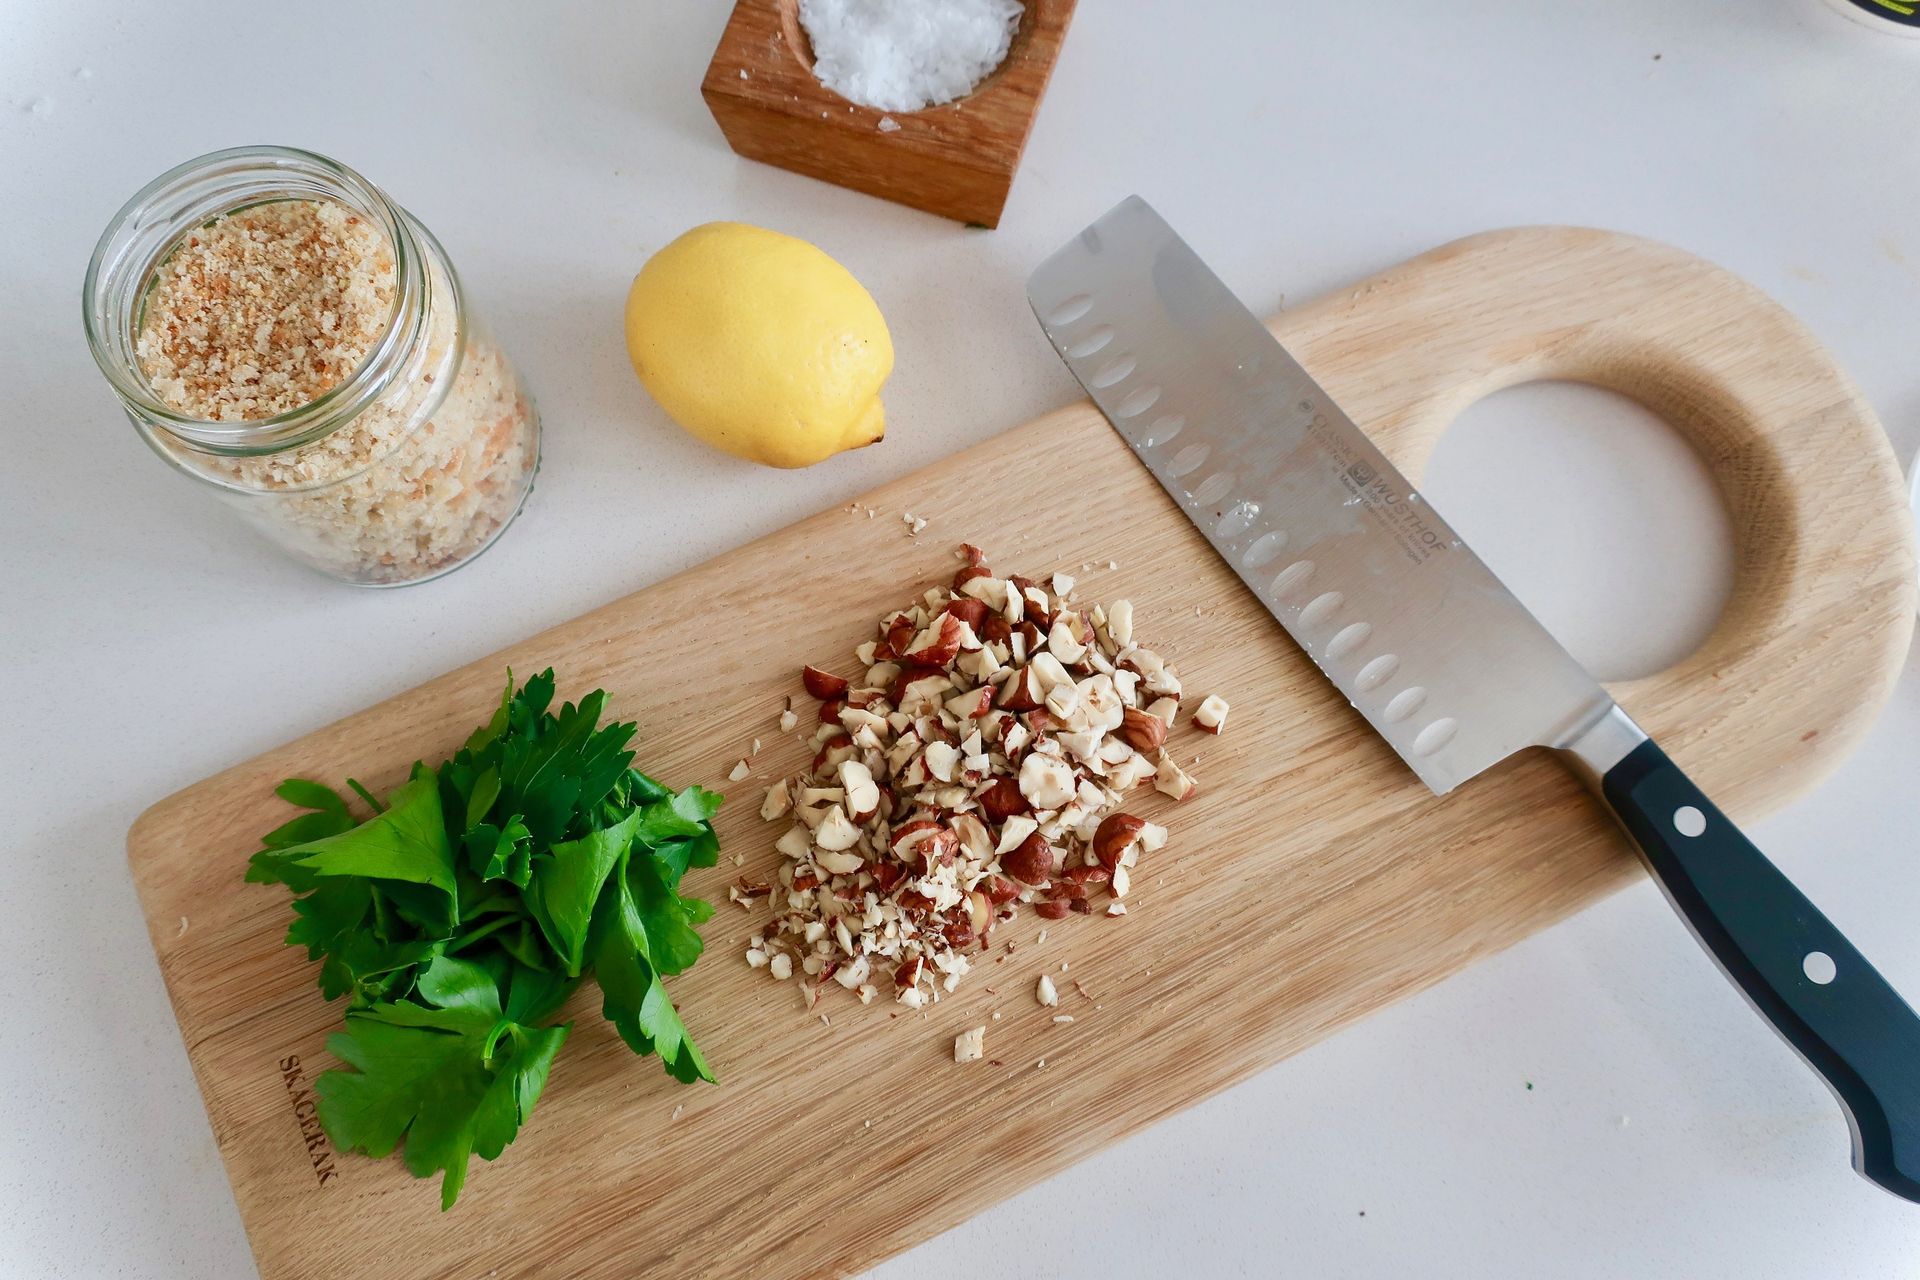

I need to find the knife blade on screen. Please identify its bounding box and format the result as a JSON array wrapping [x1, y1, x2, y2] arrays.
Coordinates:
[[1028, 196, 1920, 1202]]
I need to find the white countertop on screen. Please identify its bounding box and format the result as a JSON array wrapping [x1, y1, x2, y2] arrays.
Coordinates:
[[4, 1, 1918, 1276]]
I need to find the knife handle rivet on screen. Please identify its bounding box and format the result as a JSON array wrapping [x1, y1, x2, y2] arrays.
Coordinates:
[[1802, 951, 1837, 985], [1383, 686, 1428, 723], [1412, 718, 1459, 756], [1088, 354, 1137, 388], [1046, 294, 1093, 326], [1673, 805, 1706, 837]]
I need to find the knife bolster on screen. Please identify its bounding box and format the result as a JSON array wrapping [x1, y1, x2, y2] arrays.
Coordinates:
[[1556, 703, 1649, 790]]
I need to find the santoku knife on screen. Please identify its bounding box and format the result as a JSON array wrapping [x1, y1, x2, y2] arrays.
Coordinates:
[[1028, 196, 1920, 1202]]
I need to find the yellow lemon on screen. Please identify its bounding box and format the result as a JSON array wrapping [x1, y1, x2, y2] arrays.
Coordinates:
[[624, 222, 893, 468]]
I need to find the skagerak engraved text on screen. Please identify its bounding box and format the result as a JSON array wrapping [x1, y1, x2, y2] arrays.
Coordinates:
[[279, 1054, 338, 1187]]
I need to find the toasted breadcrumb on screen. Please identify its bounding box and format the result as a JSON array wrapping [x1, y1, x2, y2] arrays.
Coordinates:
[[137, 200, 395, 422]]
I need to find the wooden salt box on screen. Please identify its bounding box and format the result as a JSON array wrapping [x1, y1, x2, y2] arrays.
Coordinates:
[[701, 0, 1077, 228]]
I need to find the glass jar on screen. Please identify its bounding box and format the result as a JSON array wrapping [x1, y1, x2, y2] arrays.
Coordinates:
[[83, 146, 540, 586]]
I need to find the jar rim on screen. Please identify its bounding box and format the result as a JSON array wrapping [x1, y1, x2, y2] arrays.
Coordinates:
[[81, 145, 427, 456]]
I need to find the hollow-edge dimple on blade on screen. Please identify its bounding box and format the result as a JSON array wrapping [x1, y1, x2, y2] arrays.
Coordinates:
[[1027, 197, 1615, 794]]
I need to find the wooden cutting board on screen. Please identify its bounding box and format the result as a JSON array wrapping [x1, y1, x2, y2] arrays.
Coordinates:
[[129, 227, 1916, 1280]]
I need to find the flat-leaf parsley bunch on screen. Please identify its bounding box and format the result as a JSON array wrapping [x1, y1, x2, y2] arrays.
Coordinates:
[[248, 670, 719, 1207]]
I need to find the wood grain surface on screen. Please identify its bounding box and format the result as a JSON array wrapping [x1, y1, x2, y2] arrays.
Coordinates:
[[128, 228, 1917, 1280], [701, 0, 1075, 226]]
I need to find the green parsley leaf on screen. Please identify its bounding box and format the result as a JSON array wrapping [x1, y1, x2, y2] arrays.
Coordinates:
[[523, 809, 639, 976], [249, 779, 358, 864], [463, 767, 502, 831], [588, 836, 713, 1084], [632, 784, 724, 887], [620, 769, 673, 807], [253, 670, 720, 1207], [317, 956, 569, 1210], [249, 772, 456, 906], [463, 817, 534, 888], [274, 777, 351, 814], [441, 670, 637, 846], [628, 846, 709, 978], [282, 877, 442, 1002], [463, 672, 518, 754]]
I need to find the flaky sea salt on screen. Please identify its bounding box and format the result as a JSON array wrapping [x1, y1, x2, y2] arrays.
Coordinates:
[[799, 0, 1023, 113]]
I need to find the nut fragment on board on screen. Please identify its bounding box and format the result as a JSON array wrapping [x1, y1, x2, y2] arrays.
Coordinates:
[[953, 1025, 986, 1063], [1154, 753, 1198, 801], [746, 546, 1224, 1009], [729, 877, 772, 912], [1192, 694, 1231, 734]]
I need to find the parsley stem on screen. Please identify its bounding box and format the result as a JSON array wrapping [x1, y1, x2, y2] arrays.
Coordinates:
[[448, 914, 520, 952], [347, 777, 385, 814]]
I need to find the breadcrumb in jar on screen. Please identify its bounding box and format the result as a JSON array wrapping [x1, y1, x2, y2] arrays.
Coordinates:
[[137, 200, 396, 422], [133, 197, 538, 585]]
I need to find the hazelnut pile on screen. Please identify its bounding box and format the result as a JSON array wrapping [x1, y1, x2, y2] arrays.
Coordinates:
[[743, 545, 1226, 1010]]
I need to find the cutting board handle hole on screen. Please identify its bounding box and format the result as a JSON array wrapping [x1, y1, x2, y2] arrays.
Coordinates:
[[1421, 380, 1735, 682]]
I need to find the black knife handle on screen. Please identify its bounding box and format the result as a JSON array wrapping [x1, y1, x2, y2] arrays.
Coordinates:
[[1602, 739, 1920, 1202]]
